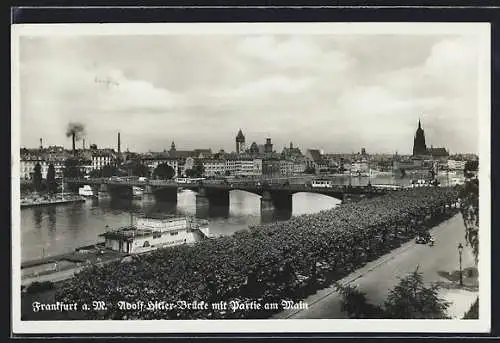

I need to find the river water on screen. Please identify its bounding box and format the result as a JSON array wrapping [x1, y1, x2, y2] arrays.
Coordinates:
[[20, 190, 343, 262], [20, 173, 455, 263]]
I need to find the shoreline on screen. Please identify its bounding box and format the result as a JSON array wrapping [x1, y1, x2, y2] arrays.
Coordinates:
[[21, 196, 85, 208]]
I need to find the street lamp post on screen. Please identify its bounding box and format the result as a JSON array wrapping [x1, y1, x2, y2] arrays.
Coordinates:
[[458, 243, 464, 286]]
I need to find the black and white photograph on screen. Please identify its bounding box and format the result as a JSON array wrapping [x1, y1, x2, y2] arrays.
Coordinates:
[[11, 22, 491, 334]]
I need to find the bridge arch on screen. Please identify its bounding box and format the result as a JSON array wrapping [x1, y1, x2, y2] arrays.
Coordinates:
[[291, 192, 342, 215], [227, 188, 262, 197], [289, 190, 344, 201]]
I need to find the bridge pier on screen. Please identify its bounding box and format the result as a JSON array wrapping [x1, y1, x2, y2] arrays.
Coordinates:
[[91, 185, 99, 197], [154, 187, 178, 203], [98, 184, 110, 199], [108, 184, 134, 200], [260, 190, 293, 218], [142, 185, 156, 202], [196, 188, 230, 218]]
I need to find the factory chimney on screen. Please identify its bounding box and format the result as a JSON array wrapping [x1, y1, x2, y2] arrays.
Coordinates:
[[83, 138, 86, 150], [39, 138, 43, 150], [118, 132, 121, 155]]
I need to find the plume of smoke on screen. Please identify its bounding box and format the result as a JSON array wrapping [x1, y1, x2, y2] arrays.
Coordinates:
[[66, 122, 86, 140], [66, 122, 86, 155]]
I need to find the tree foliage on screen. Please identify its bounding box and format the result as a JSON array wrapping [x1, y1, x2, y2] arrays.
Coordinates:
[[33, 163, 43, 192], [334, 283, 384, 318], [383, 268, 450, 319], [89, 169, 101, 178], [186, 159, 205, 178], [101, 165, 119, 178], [460, 179, 479, 265], [335, 269, 450, 319], [304, 166, 316, 174], [463, 298, 479, 319], [153, 163, 175, 180], [464, 160, 479, 178], [133, 163, 150, 177], [46, 163, 57, 193], [121, 159, 149, 177]]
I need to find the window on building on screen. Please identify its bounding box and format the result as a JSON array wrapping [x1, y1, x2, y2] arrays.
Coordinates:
[[170, 231, 179, 236]]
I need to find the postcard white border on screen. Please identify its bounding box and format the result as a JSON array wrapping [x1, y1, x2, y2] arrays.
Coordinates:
[[11, 22, 491, 334]]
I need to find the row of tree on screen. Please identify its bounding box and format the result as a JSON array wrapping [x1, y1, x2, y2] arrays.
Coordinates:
[[31, 163, 58, 193]]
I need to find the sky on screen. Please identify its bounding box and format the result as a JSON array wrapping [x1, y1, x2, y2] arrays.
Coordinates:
[[18, 32, 482, 154]]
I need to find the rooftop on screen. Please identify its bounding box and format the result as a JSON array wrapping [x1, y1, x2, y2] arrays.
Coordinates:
[[99, 226, 154, 241], [136, 213, 186, 221]]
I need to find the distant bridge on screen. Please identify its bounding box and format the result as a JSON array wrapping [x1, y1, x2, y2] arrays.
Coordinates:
[[65, 177, 401, 217]]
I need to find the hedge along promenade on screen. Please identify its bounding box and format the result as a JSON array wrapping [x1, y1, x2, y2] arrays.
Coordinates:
[[55, 187, 460, 320]]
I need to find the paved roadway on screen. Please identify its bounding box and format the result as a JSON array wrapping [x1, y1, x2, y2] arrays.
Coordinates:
[[273, 213, 475, 319]]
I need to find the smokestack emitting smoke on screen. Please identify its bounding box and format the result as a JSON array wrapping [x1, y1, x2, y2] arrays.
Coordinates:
[[83, 138, 85, 150], [39, 138, 42, 150], [66, 122, 86, 156], [118, 132, 121, 154]]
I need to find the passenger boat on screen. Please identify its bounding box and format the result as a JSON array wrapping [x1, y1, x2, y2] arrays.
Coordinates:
[[99, 214, 211, 255], [78, 185, 94, 197]]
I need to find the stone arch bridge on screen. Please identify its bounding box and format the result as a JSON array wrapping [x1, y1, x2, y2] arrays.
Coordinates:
[[66, 178, 397, 217]]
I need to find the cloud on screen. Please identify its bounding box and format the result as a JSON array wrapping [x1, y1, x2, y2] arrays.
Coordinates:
[[219, 75, 315, 100], [237, 36, 354, 73], [18, 33, 483, 154]]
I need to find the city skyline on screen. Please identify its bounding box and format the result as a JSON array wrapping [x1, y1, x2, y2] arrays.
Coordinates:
[[19, 126, 477, 157], [19, 31, 482, 155]]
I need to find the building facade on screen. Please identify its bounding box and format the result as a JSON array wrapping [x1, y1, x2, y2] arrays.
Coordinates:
[[200, 157, 262, 177], [201, 159, 226, 177], [279, 160, 294, 176], [20, 148, 71, 180], [305, 149, 328, 173], [91, 151, 116, 171], [448, 159, 467, 171], [262, 158, 281, 176]]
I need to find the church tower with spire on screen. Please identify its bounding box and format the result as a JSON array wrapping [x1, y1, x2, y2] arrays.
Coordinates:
[[235, 129, 246, 154], [412, 119, 427, 156]]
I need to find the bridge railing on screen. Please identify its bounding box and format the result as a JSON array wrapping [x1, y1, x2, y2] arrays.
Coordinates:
[[65, 178, 398, 193]]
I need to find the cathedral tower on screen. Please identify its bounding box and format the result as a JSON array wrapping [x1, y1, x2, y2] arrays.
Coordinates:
[[412, 119, 427, 156]]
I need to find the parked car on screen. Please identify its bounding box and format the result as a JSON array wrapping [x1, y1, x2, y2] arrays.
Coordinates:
[[415, 231, 433, 244]]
